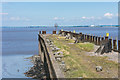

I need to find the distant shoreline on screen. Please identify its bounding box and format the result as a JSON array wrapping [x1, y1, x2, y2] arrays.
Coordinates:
[[1, 25, 120, 28]]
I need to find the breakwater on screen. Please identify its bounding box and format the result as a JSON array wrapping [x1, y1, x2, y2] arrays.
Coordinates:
[[26, 30, 119, 79], [38, 31, 118, 78], [39, 30, 120, 54], [38, 33, 64, 79]]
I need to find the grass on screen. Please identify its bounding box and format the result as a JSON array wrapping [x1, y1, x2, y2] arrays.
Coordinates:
[[77, 43, 94, 52], [47, 34, 118, 78]]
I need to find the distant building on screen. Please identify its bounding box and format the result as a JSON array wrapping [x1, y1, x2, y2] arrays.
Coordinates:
[[90, 25, 95, 27]]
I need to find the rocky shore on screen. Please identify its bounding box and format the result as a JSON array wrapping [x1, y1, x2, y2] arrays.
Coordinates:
[[24, 55, 46, 79]]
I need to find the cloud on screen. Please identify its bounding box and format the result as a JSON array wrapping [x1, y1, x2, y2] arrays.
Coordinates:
[[10, 17, 20, 20], [53, 17, 64, 20], [88, 16, 95, 19], [9, 17, 30, 21], [104, 13, 113, 18], [81, 16, 95, 20], [54, 17, 58, 20], [0, 13, 8, 15], [82, 16, 86, 19]]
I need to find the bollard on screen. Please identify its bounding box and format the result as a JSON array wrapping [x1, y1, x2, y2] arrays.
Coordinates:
[[109, 39, 112, 52], [87, 35, 89, 41], [93, 36, 95, 43], [85, 33, 87, 41], [59, 30, 62, 34], [89, 35, 91, 42], [105, 36, 108, 41], [82, 34, 84, 42], [73, 30, 75, 33], [83, 34, 85, 40], [42, 31, 44, 34], [44, 31, 46, 34], [113, 40, 117, 51], [88, 35, 90, 42], [79, 33, 83, 42], [90, 36, 92, 42], [39, 31, 41, 34], [79, 33, 82, 38], [79, 32, 82, 35], [70, 33, 73, 39], [42, 31, 46, 34], [53, 31, 56, 34], [95, 36, 98, 45], [100, 37, 104, 45], [106, 33, 109, 37], [86, 34, 87, 41], [91, 35, 93, 42], [85, 35, 87, 41], [118, 40, 120, 52], [98, 37, 100, 45], [101, 37, 104, 41]]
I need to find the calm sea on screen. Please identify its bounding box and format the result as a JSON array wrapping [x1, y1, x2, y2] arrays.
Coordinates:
[[2, 27, 119, 78]]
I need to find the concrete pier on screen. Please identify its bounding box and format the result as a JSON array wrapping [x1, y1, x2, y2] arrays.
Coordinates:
[[34, 30, 119, 79], [38, 34, 65, 79]]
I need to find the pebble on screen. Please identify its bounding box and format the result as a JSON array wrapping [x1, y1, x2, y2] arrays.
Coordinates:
[[56, 57, 62, 62]]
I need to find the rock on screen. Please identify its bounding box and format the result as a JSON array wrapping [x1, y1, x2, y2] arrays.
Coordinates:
[[58, 51, 63, 55], [32, 75, 38, 79], [68, 43, 74, 44], [55, 54, 63, 62], [50, 45, 54, 47], [60, 63, 65, 69], [52, 47, 60, 51], [96, 66, 102, 72], [54, 51, 63, 55], [48, 41, 53, 45], [55, 47, 60, 50], [65, 35, 69, 39], [56, 57, 62, 62], [25, 55, 46, 79], [46, 39, 50, 43], [60, 61, 66, 71], [32, 55, 41, 63], [61, 61, 65, 64], [52, 48, 56, 51], [55, 55, 63, 58], [49, 42, 52, 45]]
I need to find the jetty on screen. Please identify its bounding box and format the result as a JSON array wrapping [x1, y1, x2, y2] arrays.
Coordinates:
[[26, 30, 119, 79]]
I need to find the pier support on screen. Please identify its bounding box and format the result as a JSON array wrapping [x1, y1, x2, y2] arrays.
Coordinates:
[[118, 40, 120, 52], [53, 31, 56, 34], [113, 40, 117, 51]]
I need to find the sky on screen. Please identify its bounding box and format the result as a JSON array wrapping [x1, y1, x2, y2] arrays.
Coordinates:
[[1, 2, 118, 27]]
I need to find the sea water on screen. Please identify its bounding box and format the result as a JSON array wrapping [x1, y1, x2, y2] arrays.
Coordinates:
[[1, 26, 119, 78]]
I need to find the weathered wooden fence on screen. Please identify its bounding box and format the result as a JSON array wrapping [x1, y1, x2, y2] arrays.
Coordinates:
[[58, 30, 120, 53], [39, 30, 120, 54]]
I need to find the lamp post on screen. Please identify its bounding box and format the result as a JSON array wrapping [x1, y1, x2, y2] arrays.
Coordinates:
[[54, 23, 58, 31]]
